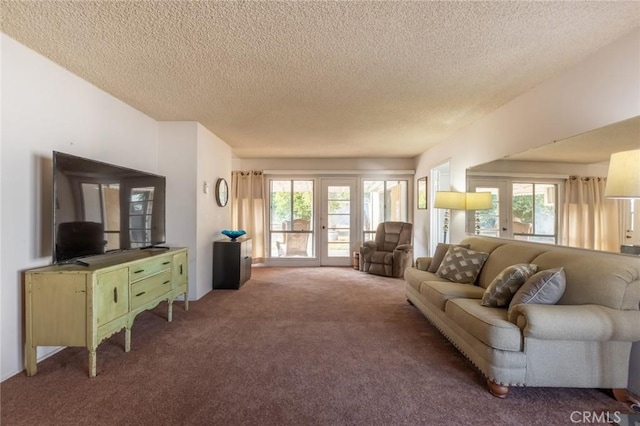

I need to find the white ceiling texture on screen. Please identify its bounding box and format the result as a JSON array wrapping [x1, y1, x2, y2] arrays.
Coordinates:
[[1, 1, 639, 159]]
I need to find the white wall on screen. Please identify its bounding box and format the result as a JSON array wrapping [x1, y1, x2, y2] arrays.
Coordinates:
[[197, 124, 232, 297], [414, 28, 640, 397], [1, 34, 159, 380], [158, 122, 199, 298], [158, 122, 232, 299]]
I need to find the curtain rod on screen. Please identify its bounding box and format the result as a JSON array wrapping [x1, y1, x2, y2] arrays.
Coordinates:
[[467, 171, 569, 179], [263, 169, 415, 175]]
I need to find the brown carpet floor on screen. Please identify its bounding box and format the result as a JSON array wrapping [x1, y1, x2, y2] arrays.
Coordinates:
[[1, 266, 633, 425]]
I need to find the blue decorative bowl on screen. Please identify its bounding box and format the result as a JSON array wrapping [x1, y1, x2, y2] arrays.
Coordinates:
[[222, 230, 246, 240]]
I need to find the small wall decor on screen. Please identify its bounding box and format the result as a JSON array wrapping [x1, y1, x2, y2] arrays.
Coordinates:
[[417, 176, 428, 209], [215, 178, 229, 207]]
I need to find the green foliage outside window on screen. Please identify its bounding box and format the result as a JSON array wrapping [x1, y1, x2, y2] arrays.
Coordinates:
[[271, 190, 312, 222], [512, 194, 553, 225]]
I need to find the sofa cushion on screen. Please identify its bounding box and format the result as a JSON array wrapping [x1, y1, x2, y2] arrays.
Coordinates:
[[474, 243, 547, 289], [445, 298, 523, 352], [481, 264, 538, 307], [403, 268, 450, 294], [427, 243, 471, 273], [436, 246, 489, 284], [421, 281, 485, 311], [509, 268, 566, 311]]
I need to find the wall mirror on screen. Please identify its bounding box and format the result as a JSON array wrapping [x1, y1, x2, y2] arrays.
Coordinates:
[[466, 116, 640, 253]]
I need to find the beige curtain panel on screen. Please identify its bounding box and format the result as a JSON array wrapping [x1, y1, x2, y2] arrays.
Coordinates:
[[561, 176, 622, 252], [231, 171, 265, 263]]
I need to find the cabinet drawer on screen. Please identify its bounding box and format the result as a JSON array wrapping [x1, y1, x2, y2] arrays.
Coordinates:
[[130, 270, 172, 310], [130, 256, 172, 282]]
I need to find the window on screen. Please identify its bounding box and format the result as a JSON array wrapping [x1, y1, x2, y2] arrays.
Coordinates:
[[269, 180, 314, 257], [363, 180, 408, 241], [512, 182, 557, 243]]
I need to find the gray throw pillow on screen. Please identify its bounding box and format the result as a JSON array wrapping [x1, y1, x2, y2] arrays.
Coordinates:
[[436, 246, 489, 284], [427, 243, 471, 273], [509, 268, 566, 311], [481, 264, 538, 307]]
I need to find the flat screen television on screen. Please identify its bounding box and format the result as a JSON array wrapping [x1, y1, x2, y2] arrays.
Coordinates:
[[53, 151, 166, 263]]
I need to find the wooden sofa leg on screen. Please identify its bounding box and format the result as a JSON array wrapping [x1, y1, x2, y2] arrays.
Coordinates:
[[487, 380, 509, 398], [612, 388, 640, 405]]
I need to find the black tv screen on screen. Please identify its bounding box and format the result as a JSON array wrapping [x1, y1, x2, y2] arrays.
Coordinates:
[[53, 151, 166, 263]]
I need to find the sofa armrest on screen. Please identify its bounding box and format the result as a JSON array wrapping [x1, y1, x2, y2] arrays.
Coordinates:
[[509, 304, 640, 342], [414, 257, 432, 271]]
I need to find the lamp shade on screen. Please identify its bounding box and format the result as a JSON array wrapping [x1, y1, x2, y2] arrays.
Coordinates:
[[434, 191, 466, 210], [465, 192, 493, 210], [604, 149, 640, 199]]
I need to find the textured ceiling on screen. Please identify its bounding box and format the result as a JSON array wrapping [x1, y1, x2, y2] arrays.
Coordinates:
[[1, 1, 639, 159]]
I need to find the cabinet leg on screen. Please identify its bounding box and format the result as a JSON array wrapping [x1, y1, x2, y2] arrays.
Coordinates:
[[125, 327, 131, 353], [168, 301, 173, 322], [25, 345, 37, 376], [184, 293, 189, 311], [89, 350, 97, 378]]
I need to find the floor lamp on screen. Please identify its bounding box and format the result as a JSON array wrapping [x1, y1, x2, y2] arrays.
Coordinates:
[[434, 191, 466, 243], [465, 192, 493, 234]]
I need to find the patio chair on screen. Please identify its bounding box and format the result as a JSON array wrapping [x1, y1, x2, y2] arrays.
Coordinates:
[[276, 219, 310, 256]]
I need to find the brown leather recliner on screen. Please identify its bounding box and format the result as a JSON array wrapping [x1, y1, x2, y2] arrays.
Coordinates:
[[360, 221, 413, 278]]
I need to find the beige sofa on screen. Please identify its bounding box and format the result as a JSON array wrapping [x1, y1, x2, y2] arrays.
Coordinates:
[[404, 235, 640, 399]]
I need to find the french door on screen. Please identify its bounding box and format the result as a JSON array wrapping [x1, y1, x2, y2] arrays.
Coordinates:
[[468, 178, 559, 243], [320, 179, 357, 266], [467, 179, 509, 238]]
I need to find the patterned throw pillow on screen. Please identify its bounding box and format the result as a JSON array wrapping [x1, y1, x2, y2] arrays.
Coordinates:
[[435, 246, 489, 284], [509, 268, 566, 311], [481, 264, 538, 307], [427, 243, 471, 273]]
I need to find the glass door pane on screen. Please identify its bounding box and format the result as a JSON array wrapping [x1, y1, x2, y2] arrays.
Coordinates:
[[327, 186, 350, 257], [467, 179, 509, 238], [321, 179, 356, 266]]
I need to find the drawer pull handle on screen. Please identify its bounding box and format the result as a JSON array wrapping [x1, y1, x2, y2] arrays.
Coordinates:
[[163, 280, 170, 285], [114, 288, 118, 303], [180, 265, 183, 275], [133, 269, 145, 274], [136, 291, 146, 297], [162, 261, 170, 265]]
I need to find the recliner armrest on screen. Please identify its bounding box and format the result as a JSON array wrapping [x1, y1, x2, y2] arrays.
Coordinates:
[[509, 304, 640, 342], [394, 244, 413, 252], [362, 241, 377, 250]]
